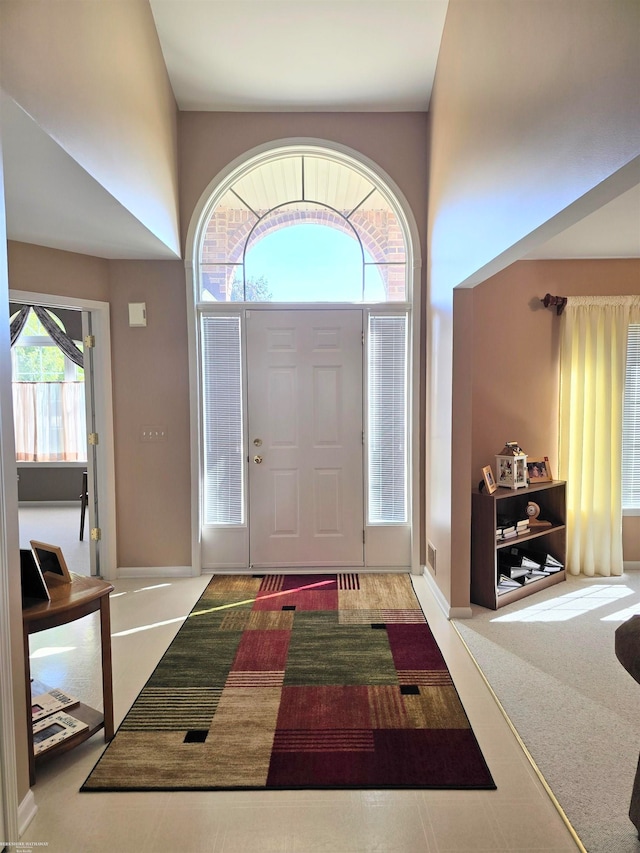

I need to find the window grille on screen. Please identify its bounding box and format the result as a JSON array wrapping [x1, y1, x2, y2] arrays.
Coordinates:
[[367, 314, 408, 523], [201, 315, 244, 524]]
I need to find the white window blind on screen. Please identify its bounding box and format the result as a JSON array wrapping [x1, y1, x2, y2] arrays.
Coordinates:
[[201, 315, 244, 524], [623, 324, 640, 510], [368, 314, 408, 523]]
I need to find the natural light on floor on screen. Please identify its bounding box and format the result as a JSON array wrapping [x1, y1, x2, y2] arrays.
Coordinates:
[[30, 646, 76, 658], [491, 585, 638, 623], [111, 580, 337, 636]]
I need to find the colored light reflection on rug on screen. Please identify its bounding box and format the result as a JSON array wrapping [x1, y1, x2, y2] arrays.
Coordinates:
[[81, 574, 495, 792]]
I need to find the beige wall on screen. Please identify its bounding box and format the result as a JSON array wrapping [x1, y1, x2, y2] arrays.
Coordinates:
[[471, 258, 640, 562], [108, 260, 191, 568], [8, 242, 110, 302], [427, 0, 640, 609], [1, 0, 180, 257], [430, 0, 640, 292]]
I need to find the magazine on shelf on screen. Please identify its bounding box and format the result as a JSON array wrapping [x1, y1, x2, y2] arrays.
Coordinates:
[[32, 686, 80, 723], [497, 574, 522, 594], [32, 711, 88, 755], [523, 570, 551, 583], [501, 544, 563, 572]]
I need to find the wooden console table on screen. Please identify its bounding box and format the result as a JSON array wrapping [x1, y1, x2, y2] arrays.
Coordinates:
[[22, 574, 114, 785]]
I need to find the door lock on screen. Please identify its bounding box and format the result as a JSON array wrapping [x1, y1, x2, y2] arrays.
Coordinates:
[[253, 438, 262, 447]]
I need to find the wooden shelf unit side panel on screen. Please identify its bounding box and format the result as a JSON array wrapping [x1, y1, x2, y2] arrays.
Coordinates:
[[471, 491, 499, 609]]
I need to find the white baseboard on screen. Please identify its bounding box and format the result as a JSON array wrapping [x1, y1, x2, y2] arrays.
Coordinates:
[[624, 561, 640, 572], [18, 788, 37, 837], [117, 566, 195, 578], [421, 566, 473, 620]]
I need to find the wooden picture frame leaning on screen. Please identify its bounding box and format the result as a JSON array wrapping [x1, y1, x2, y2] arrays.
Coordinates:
[[30, 541, 72, 584], [482, 465, 498, 494], [526, 457, 553, 483]]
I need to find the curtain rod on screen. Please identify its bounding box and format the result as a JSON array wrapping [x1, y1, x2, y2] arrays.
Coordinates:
[[542, 293, 567, 315]]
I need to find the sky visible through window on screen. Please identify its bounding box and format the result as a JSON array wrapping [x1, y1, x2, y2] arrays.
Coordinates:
[[243, 224, 385, 302]]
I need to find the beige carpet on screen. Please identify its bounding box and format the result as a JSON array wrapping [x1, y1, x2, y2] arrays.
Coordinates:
[[455, 569, 640, 853]]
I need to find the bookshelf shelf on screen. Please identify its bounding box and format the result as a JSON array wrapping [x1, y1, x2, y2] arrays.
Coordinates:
[[471, 480, 567, 610]]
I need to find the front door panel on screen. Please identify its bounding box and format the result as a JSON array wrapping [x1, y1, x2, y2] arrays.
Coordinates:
[[246, 310, 364, 567]]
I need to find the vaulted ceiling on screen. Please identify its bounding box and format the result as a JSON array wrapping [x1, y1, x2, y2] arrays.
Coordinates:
[[2, 1, 638, 262]]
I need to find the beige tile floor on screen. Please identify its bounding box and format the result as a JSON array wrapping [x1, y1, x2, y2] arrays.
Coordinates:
[[20, 572, 582, 853]]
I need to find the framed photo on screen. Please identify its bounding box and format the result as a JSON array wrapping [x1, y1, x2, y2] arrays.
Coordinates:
[[482, 465, 498, 494], [30, 541, 72, 584], [20, 548, 50, 606], [526, 457, 553, 483]]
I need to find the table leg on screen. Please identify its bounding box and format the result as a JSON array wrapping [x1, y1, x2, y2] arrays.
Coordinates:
[[23, 627, 36, 786], [99, 596, 114, 740]]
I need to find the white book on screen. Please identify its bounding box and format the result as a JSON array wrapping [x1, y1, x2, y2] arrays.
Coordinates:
[[32, 687, 80, 722], [32, 711, 88, 755]]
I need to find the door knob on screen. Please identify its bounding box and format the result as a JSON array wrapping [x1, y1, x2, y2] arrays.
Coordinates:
[[253, 455, 263, 464]]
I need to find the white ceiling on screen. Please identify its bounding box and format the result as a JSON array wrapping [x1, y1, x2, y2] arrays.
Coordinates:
[[1, 0, 638, 262]]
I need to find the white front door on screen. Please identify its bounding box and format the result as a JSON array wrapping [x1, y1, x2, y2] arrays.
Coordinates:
[[246, 309, 364, 567]]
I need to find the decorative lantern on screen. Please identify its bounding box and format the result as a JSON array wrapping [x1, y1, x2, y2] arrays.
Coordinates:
[[496, 441, 528, 489]]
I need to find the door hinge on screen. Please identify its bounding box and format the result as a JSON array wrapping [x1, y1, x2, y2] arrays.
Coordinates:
[[363, 530, 366, 544], [84, 334, 96, 348], [361, 331, 364, 345], [88, 432, 99, 445], [90, 527, 102, 541], [362, 430, 365, 445]]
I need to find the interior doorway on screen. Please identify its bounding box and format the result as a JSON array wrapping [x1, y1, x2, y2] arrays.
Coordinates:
[[9, 290, 117, 580]]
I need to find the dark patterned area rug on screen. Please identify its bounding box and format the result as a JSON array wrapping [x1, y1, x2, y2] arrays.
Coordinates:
[[82, 573, 495, 791]]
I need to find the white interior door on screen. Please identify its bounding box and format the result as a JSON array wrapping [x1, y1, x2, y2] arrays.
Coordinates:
[[246, 309, 364, 567]]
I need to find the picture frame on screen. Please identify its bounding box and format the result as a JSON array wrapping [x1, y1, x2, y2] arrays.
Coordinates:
[[20, 548, 51, 606], [482, 465, 498, 494], [30, 541, 72, 584], [526, 457, 553, 483]]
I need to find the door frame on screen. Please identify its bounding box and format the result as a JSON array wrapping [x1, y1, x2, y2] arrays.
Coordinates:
[[194, 301, 416, 573], [185, 138, 423, 576], [9, 290, 117, 580]]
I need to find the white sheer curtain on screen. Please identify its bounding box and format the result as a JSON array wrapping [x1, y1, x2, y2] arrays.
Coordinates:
[[13, 381, 87, 462], [558, 295, 640, 576]]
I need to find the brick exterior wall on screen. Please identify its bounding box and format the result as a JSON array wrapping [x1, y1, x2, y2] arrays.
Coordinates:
[[200, 203, 407, 302]]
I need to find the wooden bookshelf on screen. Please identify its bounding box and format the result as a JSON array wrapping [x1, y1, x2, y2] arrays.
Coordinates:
[[471, 480, 566, 610]]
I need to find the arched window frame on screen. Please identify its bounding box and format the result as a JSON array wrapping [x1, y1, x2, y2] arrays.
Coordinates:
[[186, 139, 422, 576], [195, 145, 413, 306]]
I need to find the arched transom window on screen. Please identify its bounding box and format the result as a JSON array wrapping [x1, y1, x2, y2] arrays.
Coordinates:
[[197, 150, 409, 303]]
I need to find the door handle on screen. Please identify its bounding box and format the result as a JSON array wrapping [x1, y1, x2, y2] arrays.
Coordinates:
[[253, 455, 263, 464]]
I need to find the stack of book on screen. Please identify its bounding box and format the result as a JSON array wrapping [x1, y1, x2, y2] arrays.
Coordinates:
[[30, 680, 88, 755], [496, 516, 529, 539]]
